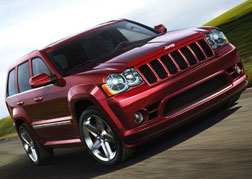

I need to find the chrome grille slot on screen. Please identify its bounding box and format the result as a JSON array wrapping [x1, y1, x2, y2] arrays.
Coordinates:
[[139, 64, 157, 84], [198, 39, 213, 57], [150, 59, 168, 79], [138, 38, 214, 84], [189, 43, 206, 61], [160, 55, 178, 74], [180, 46, 197, 65], [171, 51, 188, 70]]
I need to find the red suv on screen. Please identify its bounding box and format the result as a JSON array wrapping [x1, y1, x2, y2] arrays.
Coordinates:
[[5, 19, 247, 165]]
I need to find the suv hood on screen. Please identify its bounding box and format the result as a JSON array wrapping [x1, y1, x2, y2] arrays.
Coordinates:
[[93, 27, 209, 70], [71, 27, 210, 75]]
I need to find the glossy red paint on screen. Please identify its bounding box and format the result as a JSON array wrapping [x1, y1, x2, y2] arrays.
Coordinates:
[[30, 73, 51, 88], [44, 138, 82, 148], [5, 19, 247, 151], [154, 24, 167, 33]]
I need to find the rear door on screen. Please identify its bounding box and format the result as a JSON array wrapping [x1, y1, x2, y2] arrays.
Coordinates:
[[15, 61, 38, 122]]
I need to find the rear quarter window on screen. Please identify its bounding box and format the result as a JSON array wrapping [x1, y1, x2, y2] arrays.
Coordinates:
[[7, 68, 16, 97]]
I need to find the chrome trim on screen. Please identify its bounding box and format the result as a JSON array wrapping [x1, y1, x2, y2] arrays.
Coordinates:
[[32, 120, 72, 129], [166, 85, 233, 118]]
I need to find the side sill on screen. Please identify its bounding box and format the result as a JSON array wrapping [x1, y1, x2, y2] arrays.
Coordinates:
[[44, 138, 82, 148], [33, 120, 72, 129]]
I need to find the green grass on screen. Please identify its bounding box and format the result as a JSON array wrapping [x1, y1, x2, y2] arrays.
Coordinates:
[[0, 116, 18, 141], [204, 0, 252, 27], [204, 0, 252, 87]]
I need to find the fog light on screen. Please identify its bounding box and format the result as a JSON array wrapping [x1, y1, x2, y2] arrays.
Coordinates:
[[236, 65, 241, 75], [134, 112, 144, 124]]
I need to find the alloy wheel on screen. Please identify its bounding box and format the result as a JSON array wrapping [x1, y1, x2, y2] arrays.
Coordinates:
[[20, 128, 38, 163], [82, 114, 117, 162]]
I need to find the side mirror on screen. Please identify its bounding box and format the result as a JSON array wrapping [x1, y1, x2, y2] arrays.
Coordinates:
[[29, 73, 51, 88], [154, 24, 167, 33]]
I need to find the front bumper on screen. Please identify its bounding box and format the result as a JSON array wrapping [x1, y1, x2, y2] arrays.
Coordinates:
[[99, 43, 247, 147], [123, 75, 247, 146]]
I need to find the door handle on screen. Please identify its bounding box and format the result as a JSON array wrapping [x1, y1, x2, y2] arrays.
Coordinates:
[[17, 101, 24, 105], [34, 96, 43, 102]]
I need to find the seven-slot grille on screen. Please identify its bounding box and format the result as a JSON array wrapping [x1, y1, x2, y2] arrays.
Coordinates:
[[138, 38, 214, 84]]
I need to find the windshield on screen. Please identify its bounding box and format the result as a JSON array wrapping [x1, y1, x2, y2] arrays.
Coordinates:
[[46, 20, 159, 76]]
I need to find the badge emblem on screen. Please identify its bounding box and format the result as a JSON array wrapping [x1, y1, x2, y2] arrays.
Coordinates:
[[164, 43, 175, 50]]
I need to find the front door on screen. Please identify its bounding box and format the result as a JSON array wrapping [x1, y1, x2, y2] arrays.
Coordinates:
[[28, 57, 75, 140]]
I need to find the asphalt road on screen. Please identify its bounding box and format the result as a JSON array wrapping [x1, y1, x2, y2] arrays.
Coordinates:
[[0, 88, 252, 179]]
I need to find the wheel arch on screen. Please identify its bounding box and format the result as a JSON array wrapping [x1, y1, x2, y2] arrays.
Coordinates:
[[15, 118, 25, 129], [12, 108, 45, 145], [68, 84, 125, 140], [68, 84, 108, 135], [74, 100, 94, 121]]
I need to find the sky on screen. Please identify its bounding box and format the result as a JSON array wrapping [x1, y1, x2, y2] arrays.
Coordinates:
[[0, 0, 246, 119]]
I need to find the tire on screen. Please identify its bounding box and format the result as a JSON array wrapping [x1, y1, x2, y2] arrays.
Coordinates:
[[19, 123, 53, 165], [79, 106, 133, 165]]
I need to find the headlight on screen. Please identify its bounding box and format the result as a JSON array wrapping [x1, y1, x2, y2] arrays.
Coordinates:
[[102, 68, 143, 96], [106, 73, 128, 93], [204, 29, 228, 49]]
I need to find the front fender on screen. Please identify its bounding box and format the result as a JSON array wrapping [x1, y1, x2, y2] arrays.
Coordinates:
[[68, 84, 125, 139], [68, 84, 106, 103]]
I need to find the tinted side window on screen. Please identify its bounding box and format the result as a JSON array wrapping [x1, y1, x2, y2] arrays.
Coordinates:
[[7, 68, 16, 96], [18, 62, 31, 93], [32, 57, 52, 76]]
